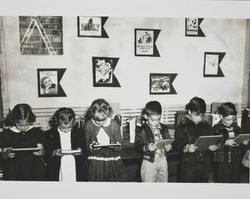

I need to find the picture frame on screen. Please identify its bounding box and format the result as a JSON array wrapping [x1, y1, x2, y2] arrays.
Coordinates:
[[37, 68, 66, 97], [135, 29, 154, 56], [149, 73, 177, 95], [92, 57, 120, 87], [185, 18, 205, 37], [203, 52, 225, 77], [77, 16, 108, 38]]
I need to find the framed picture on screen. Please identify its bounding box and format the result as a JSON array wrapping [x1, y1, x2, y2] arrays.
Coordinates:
[[77, 16, 108, 38], [92, 57, 120, 87], [203, 52, 225, 77], [37, 69, 66, 97], [135, 29, 160, 56], [185, 18, 205, 37], [149, 73, 177, 95], [19, 16, 63, 55]]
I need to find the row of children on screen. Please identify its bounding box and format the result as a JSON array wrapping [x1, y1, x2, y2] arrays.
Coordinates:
[[0, 99, 125, 181], [0, 97, 249, 182], [135, 97, 249, 183]]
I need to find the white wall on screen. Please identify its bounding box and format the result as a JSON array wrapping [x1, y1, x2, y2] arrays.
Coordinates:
[[2, 17, 247, 109]]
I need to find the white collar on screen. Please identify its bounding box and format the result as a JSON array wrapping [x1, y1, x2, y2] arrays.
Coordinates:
[[10, 126, 34, 133], [57, 127, 72, 134], [92, 117, 111, 127]]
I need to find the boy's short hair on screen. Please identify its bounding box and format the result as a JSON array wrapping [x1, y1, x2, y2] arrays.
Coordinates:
[[217, 102, 237, 117], [144, 101, 162, 116], [186, 97, 206, 114]]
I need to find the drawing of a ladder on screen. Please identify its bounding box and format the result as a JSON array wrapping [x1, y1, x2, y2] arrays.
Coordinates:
[[20, 16, 56, 55]]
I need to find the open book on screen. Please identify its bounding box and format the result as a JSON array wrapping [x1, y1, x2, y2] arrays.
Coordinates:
[[11, 147, 40, 152], [234, 134, 250, 145], [194, 135, 222, 151], [92, 143, 121, 148], [156, 139, 174, 150], [60, 149, 82, 155]]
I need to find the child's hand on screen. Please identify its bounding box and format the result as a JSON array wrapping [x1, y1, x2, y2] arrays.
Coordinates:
[[242, 140, 249, 145], [225, 139, 237, 147], [188, 144, 198, 153], [111, 141, 121, 151], [74, 147, 82, 156], [1, 147, 15, 159], [209, 144, 218, 151], [33, 143, 44, 156], [90, 141, 101, 152], [52, 149, 63, 157], [164, 144, 172, 152], [148, 143, 156, 152]]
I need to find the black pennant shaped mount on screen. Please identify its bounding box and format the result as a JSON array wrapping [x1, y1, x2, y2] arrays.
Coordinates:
[[77, 16, 109, 38], [135, 28, 160, 57], [203, 52, 226, 77], [185, 18, 205, 37], [37, 68, 66, 97], [92, 57, 121, 87], [150, 73, 177, 95]]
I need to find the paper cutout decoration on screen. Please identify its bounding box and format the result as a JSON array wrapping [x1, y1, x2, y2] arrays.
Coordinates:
[[150, 73, 177, 95], [37, 68, 66, 97], [77, 16, 109, 38], [92, 57, 120, 87], [185, 18, 205, 37], [135, 29, 160, 57], [203, 52, 226, 77], [19, 16, 63, 55]]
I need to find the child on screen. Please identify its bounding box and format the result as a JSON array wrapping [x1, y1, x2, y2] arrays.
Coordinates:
[[44, 107, 87, 181], [135, 101, 172, 182], [0, 103, 45, 181], [174, 97, 217, 183], [212, 102, 249, 183], [84, 98, 124, 181]]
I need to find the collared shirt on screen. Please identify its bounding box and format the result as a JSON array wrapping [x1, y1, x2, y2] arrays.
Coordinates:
[[58, 127, 76, 182]]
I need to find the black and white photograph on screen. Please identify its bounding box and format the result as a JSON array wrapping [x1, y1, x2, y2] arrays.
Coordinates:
[[19, 16, 63, 55], [38, 69, 59, 96], [77, 16, 103, 37], [150, 73, 173, 94], [135, 29, 154, 56], [203, 52, 226, 77], [92, 57, 120, 87], [185, 18, 205, 37], [1, 1, 250, 199]]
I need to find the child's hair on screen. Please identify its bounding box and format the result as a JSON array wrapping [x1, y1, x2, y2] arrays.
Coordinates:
[[49, 107, 75, 127], [186, 97, 206, 114], [84, 98, 113, 121], [4, 103, 36, 126], [217, 102, 237, 117], [144, 101, 162, 116], [40, 76, 56, 89]]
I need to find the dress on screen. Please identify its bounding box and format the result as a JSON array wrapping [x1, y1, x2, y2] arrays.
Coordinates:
[[174, 115, 212, 183], [0, 127, 45, 181], [44, 126, 87, 181], [84, 118, 125, 181], [212, 121, 242, 183]]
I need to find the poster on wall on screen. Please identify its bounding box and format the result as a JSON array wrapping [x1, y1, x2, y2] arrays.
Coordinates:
[[37, 68, 66, 97], [92, 57, 121, 87], [77, 16, 109, 38], [185, 18, 205, 37], [19, 16, 63, 55], [203, 52, 226, 77], [135, 28, 160, 57], [149, 73, 177, 95]]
